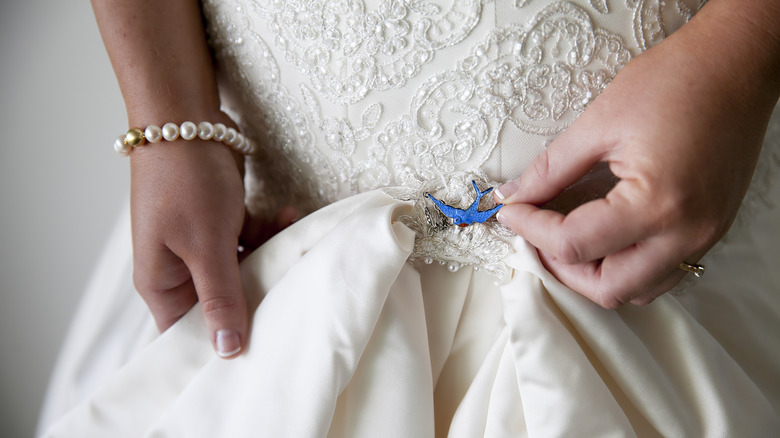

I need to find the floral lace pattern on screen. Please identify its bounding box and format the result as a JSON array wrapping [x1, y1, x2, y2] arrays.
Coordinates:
[[245, 0, 485, 104], [301, 11, 632, 198], [198, 0, 780, 275], [204, 2, 641, 205], [203, 0, 709, 205]]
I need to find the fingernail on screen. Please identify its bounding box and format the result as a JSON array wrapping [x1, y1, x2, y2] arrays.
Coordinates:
[[495, 181, 519, 200], [496, 211, 507, 225], [216, 329, 241, 358]]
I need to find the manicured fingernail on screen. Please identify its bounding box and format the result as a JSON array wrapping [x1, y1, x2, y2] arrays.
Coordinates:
[[496, 211, 507, 225], [495, 181, 519, 200], [216, 329, 241, 358]]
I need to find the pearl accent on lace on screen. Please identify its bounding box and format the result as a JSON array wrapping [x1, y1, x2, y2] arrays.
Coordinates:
[[115, 121, 257, 156], [394, 174, 514, 279]]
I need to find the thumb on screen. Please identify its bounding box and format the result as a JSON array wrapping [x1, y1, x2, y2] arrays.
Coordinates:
[[188, 241, 248, 359]]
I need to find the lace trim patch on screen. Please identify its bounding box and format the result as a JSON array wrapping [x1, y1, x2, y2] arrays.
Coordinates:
[[386, 172, 514, 278]]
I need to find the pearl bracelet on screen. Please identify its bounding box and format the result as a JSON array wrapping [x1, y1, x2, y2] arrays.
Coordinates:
[[114, 121, 256, 156]]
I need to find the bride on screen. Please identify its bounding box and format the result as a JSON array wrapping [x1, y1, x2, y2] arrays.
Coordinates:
[[41, 0, 780, 436]]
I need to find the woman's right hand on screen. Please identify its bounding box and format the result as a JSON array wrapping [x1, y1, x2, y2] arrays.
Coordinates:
[[129, 137, 296, 358]]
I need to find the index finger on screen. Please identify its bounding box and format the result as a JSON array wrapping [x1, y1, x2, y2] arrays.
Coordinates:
[[497, 178, 654, 264]]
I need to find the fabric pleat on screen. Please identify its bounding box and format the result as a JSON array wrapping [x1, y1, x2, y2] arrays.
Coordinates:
[[43, 191, 780, 437]]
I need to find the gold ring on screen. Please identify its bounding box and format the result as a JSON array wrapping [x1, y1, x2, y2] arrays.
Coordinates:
[[678, 262, 705, 278]]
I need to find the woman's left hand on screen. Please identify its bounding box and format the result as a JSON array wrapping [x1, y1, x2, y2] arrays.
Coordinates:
[[493, 0, 780, 307]]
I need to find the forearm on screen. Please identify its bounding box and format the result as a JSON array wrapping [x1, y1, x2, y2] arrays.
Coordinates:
[[710, 0, 780, 88], [671, 0, 780, 110], [91, 0, 221, 127]]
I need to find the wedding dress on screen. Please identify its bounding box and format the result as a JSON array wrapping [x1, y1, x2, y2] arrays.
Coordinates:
[[40, 1, 780, 436]]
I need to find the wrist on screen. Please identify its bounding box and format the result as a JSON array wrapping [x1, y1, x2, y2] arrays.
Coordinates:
[[126, 101, 227, 130], [115, 119, 255, 156]]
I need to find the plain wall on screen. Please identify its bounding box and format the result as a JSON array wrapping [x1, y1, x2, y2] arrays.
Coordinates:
[[0, 1, 128, 436]]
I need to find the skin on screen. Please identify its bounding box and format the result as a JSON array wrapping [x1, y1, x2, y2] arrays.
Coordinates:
[[495, 0, 780, 308], [91, 0, 779, 357], [91, 0, 295, 358]]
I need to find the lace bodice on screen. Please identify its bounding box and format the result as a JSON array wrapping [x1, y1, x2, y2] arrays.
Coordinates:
[[203, 0, 709, 215]]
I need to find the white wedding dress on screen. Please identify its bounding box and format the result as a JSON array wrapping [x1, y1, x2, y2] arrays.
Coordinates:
[[40, 1, 780, 436]]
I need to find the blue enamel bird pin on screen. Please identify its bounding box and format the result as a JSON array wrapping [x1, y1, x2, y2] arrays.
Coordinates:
[[426, 181, 503, 227]]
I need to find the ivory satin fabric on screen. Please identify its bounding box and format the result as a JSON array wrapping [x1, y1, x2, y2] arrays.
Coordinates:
[[42, 191, 780, 437], [40, 0, 780, 435]]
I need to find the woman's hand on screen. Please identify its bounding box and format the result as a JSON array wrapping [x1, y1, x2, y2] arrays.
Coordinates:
[[130, 138, 296, 357], [90, 0, 301, 357], [494, 0, 780, 307]]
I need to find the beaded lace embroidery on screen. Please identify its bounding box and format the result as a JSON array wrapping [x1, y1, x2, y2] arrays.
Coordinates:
[[256, 0, 485, 104], [198, 0, 780, 275], [203, 1, 643, 203]]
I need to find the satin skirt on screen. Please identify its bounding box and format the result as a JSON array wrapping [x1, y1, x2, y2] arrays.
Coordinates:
[[41, 190, 780, 437]]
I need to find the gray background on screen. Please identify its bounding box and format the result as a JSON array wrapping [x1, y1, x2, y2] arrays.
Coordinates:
[[0, 1, 128, 436]]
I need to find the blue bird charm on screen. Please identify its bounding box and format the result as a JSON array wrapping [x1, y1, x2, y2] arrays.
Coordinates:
[[426, 181, 503, 227]]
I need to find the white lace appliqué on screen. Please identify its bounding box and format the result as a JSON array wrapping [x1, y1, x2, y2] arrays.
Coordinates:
[[248, 0, 485, 104], [202, 0, 717, 273], [387, 172, 514, 278], [513, 0, 707, 50], [300, 2, 632, 194]]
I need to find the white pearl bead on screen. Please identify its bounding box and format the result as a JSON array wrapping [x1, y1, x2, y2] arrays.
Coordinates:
[[116, 121, 253, 156], [244, 138, 254, 154], [162, 122, 180, 141], [144, 125, 162, 143], [233, 134, 245, 151], [224, 127, 238, 146], [447, 261, 461, 273], [243, 139, 255, 154], [424, 257, 433, 264], [180, 121, 197, 140], [114, 135, 131, 155], [197, 122, 215, 140], [213, 123, 227, 141]]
